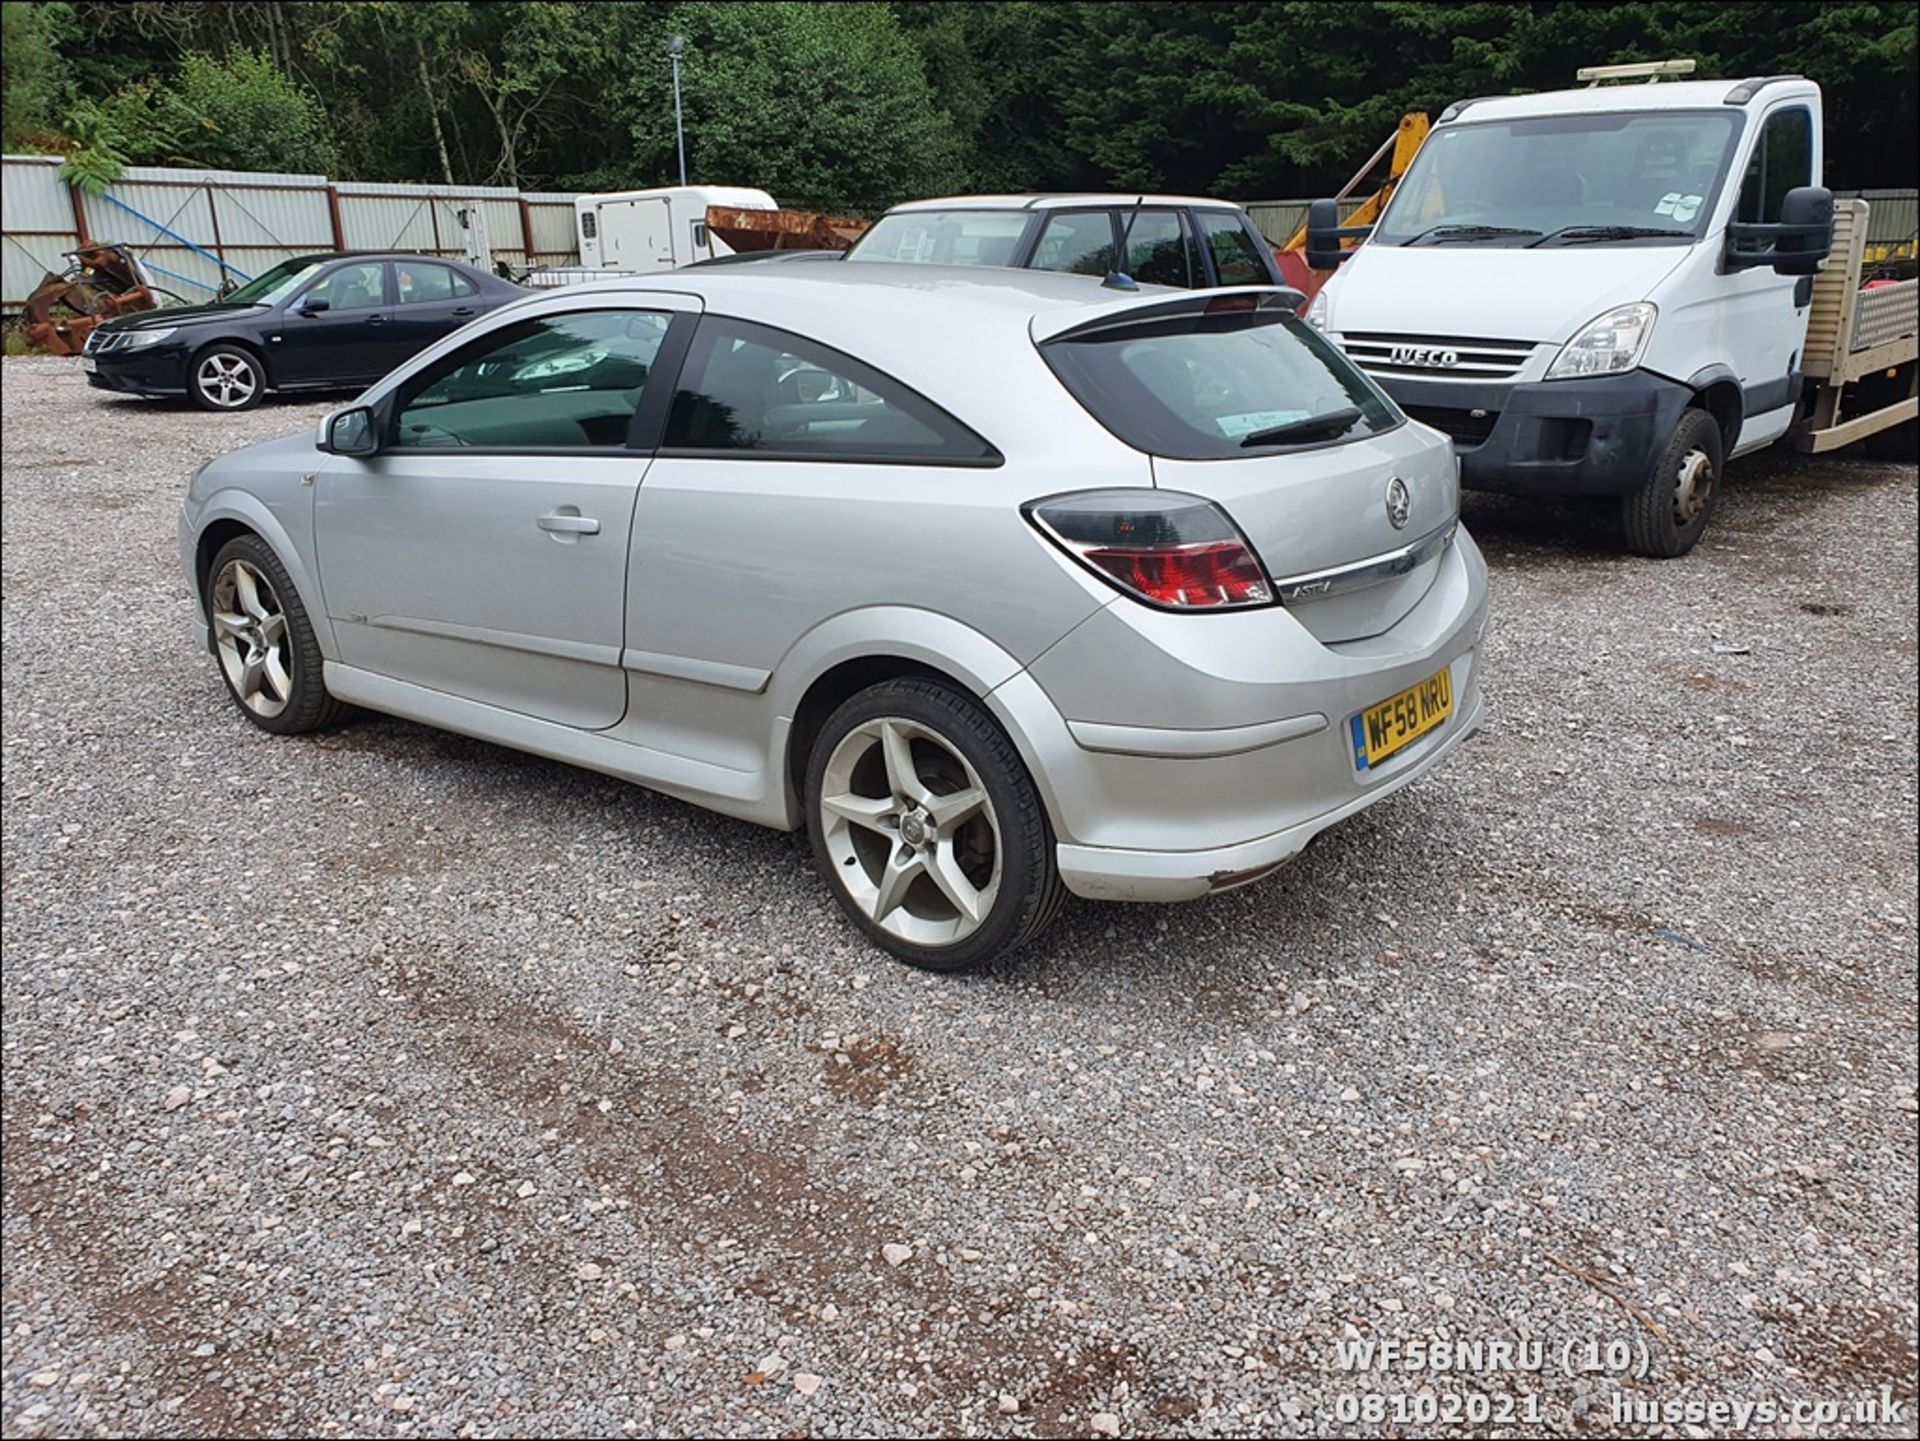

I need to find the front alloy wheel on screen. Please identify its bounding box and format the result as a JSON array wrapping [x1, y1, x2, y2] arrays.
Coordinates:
[[204, 533, 343, 734], [191, 346, 264, 411], [211, 558, 294, 719]]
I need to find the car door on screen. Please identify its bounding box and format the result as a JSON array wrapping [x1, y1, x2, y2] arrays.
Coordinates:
[[1718, 102, 1819, 447], [390, 260, 485, 359], [276, 259, 401, 385], [313, 296, 699, 730]]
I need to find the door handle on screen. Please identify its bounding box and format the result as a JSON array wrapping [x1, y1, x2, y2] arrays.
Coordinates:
[[452, 306, 475, 317], [365, 314, 387, 326], [536, 511, 600, 535]]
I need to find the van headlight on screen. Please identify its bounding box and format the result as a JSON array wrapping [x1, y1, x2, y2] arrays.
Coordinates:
[[1304, 288, 1330, 332], [1545, 303, 1655, 380]]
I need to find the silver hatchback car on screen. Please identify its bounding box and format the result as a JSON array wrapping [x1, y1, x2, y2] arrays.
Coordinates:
[[180, 266, 1488, 970]]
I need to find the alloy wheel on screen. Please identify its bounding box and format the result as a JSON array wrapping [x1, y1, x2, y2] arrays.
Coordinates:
[[197, 353, 259, 409], [818, 717, 1002, 948], [210, 559, 294, 719]]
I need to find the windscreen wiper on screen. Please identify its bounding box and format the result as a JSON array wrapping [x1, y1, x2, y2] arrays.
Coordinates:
[[1528, 225, 1692, 247], [1399, 224, 1542, 246], [1240, 407, 1363, 448]]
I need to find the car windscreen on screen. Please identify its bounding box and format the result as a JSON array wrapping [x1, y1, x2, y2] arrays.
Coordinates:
[[846, 210, 1029, 268], [221, 259, 326, 306], [1040, 309, 1399, 460], [1374, 110, 1741, 247]]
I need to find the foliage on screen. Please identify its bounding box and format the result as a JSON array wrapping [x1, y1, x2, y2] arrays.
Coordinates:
[[6, 1, 1916, 201], [2, 0, 75, 149], [171, 47, 335, 173], [622, 2, 963, 212]]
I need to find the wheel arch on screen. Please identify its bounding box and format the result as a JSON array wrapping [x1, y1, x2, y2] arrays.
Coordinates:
[[189, 492, 336, 657], [1686, 365, 1743, 454], [770, 608, 1064, 835]]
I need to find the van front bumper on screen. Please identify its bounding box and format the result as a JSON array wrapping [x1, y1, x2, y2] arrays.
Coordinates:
[[1381, 369, 1693, 497]]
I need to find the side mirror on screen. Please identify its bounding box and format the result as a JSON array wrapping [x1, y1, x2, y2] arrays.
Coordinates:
[[318, 405, 378, 457], [1304, 198, 1370, 270], [1724, 185, 1833, 275], [297, 297, 331, 316]]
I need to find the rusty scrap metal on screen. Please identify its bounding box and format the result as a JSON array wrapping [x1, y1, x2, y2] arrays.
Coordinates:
[[705, 206, 871, 253], [23, 244, 162, 355]]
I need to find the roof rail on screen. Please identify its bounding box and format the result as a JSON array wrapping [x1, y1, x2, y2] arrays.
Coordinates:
[[1576, 58, 1696, 86], [1724, 75, 1806, 105]]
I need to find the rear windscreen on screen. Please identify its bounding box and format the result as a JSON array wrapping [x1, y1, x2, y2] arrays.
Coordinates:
[[847, 210, 1029, 267], [1041, 311, 1400, 460]]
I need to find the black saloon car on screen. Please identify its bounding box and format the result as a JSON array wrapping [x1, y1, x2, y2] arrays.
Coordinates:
[[83, 252, 524, 411]]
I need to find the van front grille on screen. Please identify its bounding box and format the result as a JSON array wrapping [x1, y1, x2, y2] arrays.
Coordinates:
[[1340, 332, 1536, 380]]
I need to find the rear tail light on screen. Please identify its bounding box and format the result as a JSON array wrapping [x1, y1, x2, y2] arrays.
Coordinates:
[[1024, 490, 1274, 610]]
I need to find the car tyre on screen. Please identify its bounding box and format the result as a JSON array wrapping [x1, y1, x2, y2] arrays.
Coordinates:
[[805, 677, 1067, 972], [1623, 407, 1722, 558], [205, 533, 343, 734], [190, 343, 266, 412]]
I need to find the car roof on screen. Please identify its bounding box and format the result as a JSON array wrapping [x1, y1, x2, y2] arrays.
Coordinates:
[[1450, 76, 1817, 124], [283, 251, 491, 268], [884, 193, 1248, 214], [508, 265, 1287, 460]]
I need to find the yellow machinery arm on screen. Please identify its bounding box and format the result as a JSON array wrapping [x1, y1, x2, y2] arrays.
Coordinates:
[[1282, 111, 1430, 252]]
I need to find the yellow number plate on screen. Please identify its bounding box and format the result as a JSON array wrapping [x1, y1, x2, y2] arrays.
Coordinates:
[[1351, 667, 1453, 770]]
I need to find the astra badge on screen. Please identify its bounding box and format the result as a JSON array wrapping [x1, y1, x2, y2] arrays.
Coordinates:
[[1386, 477, 1412, 529]]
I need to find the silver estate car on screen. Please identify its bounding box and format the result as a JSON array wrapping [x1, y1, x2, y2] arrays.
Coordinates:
[[180, 266, 1488, 970]]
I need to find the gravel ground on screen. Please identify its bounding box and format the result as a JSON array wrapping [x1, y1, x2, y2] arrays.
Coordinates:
[[3, 353, 1916, 1439]]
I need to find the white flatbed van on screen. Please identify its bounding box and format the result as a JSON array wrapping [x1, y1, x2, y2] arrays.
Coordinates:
[[1305, 63, 1918, 556]]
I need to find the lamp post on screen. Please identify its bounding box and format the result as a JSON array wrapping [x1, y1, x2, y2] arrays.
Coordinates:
[[667, 35, 688, 186]]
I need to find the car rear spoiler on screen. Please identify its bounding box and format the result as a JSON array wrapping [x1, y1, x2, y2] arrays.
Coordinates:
[[1031, 286, 1307, 345]]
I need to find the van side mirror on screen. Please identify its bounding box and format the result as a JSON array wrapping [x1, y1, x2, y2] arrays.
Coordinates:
[[1304, 198, 1371, 270], [1724, 185, 1833, 276], [318, 405, 379, 457]]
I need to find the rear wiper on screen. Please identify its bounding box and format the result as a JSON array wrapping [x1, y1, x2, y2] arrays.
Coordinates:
[[1399, 224, 1542, 247], [1240, 407, 1363, 448], [1528, 225, 1692, 247]]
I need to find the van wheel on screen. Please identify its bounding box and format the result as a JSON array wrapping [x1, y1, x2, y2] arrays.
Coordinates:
[[805, 677, 1066, 972], [1623, 407, 1722, 558], [190, 344, 266, 411]]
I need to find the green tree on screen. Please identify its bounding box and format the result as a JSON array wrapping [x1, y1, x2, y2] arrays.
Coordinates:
[[2, 1, 76, 148], [171, 47, 335, 172], [621, 1, 963, 212]]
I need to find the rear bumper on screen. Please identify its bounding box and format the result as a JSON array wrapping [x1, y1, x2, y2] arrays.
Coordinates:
[[991, 528, 1489, 903], [1055, 686, 1484, 900], [1383, 369, 1692, 497]]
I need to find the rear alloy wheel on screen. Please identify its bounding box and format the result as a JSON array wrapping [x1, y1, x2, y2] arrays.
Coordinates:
[[806, 678, 1066, 971], [1622, 406, 1722, 558], [206, 534, 342, 734], [191, 345, 265, 411]]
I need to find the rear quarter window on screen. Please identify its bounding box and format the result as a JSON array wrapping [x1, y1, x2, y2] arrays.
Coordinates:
[[1041, 310, 1400, 460]]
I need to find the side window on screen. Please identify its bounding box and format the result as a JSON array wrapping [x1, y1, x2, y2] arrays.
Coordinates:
[[394, 309, 671, 449], [663, 316, 997, 464], [1126, 210, 1201, 288], [395, 263, 472, 305], [301, 261, 387, 312], [1737, 107, 1813, 224], [1030, 211, 1118, 277], [1195, 212, 1269, 286]]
